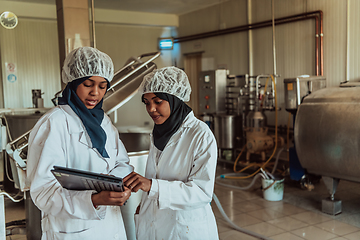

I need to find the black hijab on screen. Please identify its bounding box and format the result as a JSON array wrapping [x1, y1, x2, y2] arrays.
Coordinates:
[[143, 92, 192, 151], [58, 77, 111, 158]]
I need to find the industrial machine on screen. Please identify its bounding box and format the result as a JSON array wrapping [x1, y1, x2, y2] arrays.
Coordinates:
[[198, 70, 243, 161], [2, 109, 46, 239], [243, 75, 284, 163], [31, 89, 44, 108], [199, 70, 284, 164], [294, 81, 360, 215], [3, 51, 160, 240], [198, 69, 228, 116], [283, 75, 359, 216], [284, 75, 326, 185]]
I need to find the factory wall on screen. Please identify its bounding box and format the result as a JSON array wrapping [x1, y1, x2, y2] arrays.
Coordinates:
[[176, 0, 360, 127], [2, 0, 360, 129], [0, 1, 176, 130], [0, 19, 60, 109]]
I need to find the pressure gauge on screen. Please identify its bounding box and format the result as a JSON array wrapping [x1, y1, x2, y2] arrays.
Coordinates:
[[0, 11, 18, 30]]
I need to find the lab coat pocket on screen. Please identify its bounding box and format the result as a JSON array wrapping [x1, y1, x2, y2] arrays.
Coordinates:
[[176, 208, 210, 240], [52, 228, 94, 240]]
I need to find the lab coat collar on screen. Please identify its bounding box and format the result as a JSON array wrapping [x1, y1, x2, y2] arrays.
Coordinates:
[[181, 111, 196, 128], [59, 105, 110, 150], [59, 105, 84, 133]]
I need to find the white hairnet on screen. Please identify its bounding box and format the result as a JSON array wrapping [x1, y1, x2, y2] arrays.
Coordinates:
[[139, 66, 192, 102], [62, 46, 114, 84]]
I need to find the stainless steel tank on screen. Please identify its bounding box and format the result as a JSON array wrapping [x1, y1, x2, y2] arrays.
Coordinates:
[[213, 114, 242, 150], [246, 111, 267, 129], [295, 83, 360, 182], [3, 112, 45, 240]]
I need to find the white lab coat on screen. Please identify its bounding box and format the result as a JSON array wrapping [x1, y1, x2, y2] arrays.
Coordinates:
[[26, 105, 134, 240], [135, 111, 219, 240]]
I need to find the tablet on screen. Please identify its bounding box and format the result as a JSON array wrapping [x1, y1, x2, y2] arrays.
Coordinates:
[[51, 165, 124, 192]]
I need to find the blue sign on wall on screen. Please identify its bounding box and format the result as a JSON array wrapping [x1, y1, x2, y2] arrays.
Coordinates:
[[7, 74, 17, 82]]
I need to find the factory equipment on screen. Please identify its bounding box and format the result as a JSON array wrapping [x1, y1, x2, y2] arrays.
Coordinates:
[[213, 114, 242, 160], [198, 69, 228, 116], [31, 89, 44, 108], [103, 52, 160, 114], [199, 70, 245, 160], [284, 75, 326, 113], [199, 71, 284, 163], [245, 111, 283, 162], [289, 79, 360, 216], [3, 52, 160, 240], [242, 75, 284, 163], [283, 76, 326, 185], [2, 110, 46, 239]]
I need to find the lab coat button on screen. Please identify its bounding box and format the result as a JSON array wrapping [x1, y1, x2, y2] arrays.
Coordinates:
[[114, 233, 119, 239]]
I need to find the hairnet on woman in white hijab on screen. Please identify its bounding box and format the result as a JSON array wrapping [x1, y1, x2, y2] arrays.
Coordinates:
[[58, 46, 114, 158]]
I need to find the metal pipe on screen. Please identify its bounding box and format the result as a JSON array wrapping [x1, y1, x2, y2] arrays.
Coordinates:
[[346, 0, 349, 81], [174, 11, 323, 77], [255, 75, 259, 111], [271, 0, 277, 77], [315, 16, 319, 75], [174, 11, 323, 43], [91, 0, 96, 48], [271, 0, 277, 106], [8, 129, 31, 146], [247, 0, 254, 76], [320, 11, 324, 76], [255, 74, 272, 111]]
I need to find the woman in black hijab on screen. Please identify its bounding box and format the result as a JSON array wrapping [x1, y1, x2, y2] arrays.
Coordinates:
[[124, 66, 219, 240]]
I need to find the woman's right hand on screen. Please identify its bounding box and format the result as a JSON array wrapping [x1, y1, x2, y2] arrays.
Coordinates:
[[123, 172, 152, 193], [91, 187, 131, 207]]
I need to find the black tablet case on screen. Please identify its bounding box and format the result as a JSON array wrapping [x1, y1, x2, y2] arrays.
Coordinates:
[[51, 166, 124, 192]]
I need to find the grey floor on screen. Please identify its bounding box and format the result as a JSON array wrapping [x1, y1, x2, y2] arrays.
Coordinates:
[[213, 163, 360, 240], [5, 163, 360, 240]]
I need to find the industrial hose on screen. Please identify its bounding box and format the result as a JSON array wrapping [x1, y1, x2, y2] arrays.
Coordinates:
[[216, 172, 263, 190], [214, 154, 283, 240], [213, 193, 273, 240], [216, 147, 284, 189]]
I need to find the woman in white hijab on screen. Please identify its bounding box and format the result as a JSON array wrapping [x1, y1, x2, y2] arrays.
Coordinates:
[[124, 66, 219, 240]]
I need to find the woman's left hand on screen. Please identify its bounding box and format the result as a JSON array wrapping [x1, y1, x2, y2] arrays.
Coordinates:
[[123, 172, 152, 193], [91, 187, 131, 207]]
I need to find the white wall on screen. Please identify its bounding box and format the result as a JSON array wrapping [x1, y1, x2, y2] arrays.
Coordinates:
[[0, 19, 60, 109]]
